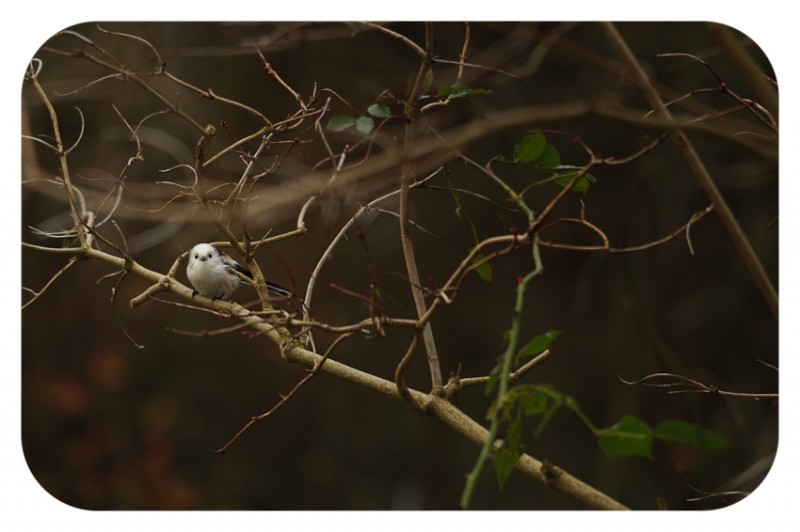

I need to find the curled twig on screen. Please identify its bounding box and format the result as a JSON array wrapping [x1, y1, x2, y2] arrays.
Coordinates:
[[538, 204, 714, 255], [395, 332, 426, 414]]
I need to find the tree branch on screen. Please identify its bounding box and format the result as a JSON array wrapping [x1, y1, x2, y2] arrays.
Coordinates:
[[601, 22, 778, 319]]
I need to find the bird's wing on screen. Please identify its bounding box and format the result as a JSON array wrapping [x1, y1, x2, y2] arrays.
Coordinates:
[[221, 254, 254, 280]]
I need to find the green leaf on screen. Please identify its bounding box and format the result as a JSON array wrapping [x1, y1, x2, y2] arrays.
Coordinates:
[[515, 329, 561, 363], [436, 83, 468, 98], [513, 133, 547, 163], [492, 420, 524, 489], [472, 252, 493, 282], [537, 143, 561, 169], [367, 103, 391, 118], [492, 447, 521, 489], [355, 116, 375, 135], [654, 420, 728, 450], [436, 82, 491, 99], [517, 388, 550, 416], [326, 114, 356, 132], [596, 415, 653, 458], [553, 170, 596, 193]]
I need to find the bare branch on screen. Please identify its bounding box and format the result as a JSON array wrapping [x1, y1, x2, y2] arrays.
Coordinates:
[[22, 256, 81, 310], [619, 372, 778, 400], [444, 349, 552, 399], [601, 22, 778, 319], [538, 204, 714, 255], [361, 22, 426, 58], [214, 331, 353, 454]]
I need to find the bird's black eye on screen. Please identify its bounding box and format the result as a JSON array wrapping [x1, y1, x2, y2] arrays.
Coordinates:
[[193, 254, 198, 259], [208, 253, 213, 259]]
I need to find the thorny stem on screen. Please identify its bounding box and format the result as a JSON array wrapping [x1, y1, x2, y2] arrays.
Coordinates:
[[460, 236, 545, 509]]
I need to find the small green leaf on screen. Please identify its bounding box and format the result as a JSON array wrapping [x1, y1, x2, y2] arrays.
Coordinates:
[[326, 114, 356, 132], [518, 389, 550, 416], [553, 170, 596, 193], [367, 103, 391, 118], [537, 143, 561, 169], [492, 421, 524, 489], [472, 252, 493, 282], [516, 329, 561, 363], [437, 83, 462, 97], [355, 116, 375, 135], [514, 133, 547, 163], [436, 83, 491, 99], [654, 420, 728, 450], [596, 415, 653, 458], [492, 447, 521, 489]]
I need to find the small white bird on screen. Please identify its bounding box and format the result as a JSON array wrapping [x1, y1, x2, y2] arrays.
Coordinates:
[[186, 243, 291, 300]]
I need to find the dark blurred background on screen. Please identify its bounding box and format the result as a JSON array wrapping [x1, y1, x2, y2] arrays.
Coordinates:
[[21, 22, 777, 510]]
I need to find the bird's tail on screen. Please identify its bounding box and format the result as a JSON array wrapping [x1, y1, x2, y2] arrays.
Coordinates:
[[266, 281, 292, 298]]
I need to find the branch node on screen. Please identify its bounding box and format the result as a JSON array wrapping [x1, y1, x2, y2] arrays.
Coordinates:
[[541, 460, 561, 484]]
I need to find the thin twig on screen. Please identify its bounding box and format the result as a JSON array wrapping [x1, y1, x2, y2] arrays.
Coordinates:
[[21, 256, 80, 310], [457, 22, 470, 83], [215, 331, 353, 454], [362, 22, 426, 58], [303, 168, 442, 316], [538, 204, 714, 255], [619, 372, 778, 399], [444, 349, 551, 399], [254, 45, 307, 111], [27, 64, 87, 246]]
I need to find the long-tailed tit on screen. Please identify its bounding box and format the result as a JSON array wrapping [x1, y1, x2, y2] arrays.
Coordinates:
[[186, 243, 291, 300]]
